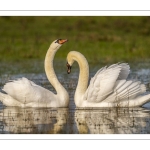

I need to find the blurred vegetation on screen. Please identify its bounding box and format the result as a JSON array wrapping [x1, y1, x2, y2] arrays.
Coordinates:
[[0, 16, 150, 73]]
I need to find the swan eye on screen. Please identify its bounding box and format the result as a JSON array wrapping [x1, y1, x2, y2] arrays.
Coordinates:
[[55, 39, 62, 44]]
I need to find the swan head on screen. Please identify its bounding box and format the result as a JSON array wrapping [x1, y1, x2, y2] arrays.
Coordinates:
[[66, 51, 79, 74], [50, 39, 68, 50], [66, 51, 88, 74], [66, 52, 76, 74]]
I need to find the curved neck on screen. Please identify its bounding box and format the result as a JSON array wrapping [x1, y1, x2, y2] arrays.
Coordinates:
[[70, 52, 89, 105], [44, 46, 69, 103]]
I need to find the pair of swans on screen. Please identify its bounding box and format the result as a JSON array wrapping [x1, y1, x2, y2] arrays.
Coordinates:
[[0, 39, 150, 107]]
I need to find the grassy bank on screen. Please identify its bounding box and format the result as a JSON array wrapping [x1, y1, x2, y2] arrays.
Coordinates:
[[0, 16, 150, 67]]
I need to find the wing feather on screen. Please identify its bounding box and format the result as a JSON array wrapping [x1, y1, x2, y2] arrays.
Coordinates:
[[83, 63, 130, 102], [117, 63, 130, 80], [103, 80, 146, 102]]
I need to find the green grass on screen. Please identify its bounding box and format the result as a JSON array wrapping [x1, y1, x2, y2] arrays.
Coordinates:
[[0, 16, 150, 67]]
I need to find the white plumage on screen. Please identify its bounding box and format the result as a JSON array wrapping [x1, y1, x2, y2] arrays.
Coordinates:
[[84, 63, 146, 103], [2, 77, 56, 104], [0, 39, 69, 107], [67, 51, 150, 107]]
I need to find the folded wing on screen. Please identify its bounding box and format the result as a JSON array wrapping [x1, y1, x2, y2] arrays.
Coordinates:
[[2, 77, 55, 104]]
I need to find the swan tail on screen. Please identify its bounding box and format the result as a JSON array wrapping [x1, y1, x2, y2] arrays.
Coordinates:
[[119, 94, 150, 107], [0, 92, 9, 106], [0, 92, 24, 107]]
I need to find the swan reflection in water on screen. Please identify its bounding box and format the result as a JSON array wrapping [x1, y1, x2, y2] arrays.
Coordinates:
[[0, 106, 150, 134], [75, 107, 150, 134], [0, 107, 70, 134]]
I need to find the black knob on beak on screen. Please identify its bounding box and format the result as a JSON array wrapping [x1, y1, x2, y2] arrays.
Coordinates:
[[66, 62, 72, 74]]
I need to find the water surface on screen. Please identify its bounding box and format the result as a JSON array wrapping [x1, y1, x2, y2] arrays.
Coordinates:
[[0, 107, 150, 134], [0, 62, 150, 134]]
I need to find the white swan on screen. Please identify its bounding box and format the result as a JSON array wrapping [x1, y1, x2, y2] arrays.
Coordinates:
[[66, 51, 150, 107], [0, 39, 69, 107]]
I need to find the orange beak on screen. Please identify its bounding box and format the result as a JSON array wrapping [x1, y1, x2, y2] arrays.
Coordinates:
[[59, 39, 68, 44]]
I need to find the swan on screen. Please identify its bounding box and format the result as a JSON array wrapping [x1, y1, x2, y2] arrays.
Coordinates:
[[66, 51, 150, 107], [0, 39, 69, 107]]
